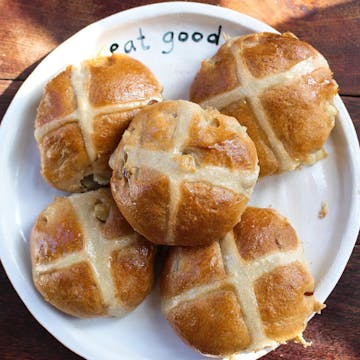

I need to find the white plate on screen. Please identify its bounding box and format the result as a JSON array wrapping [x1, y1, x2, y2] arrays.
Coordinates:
[[0, 2, 359, 360]]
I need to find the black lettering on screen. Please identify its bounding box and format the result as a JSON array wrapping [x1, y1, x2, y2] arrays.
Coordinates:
[[124, 40, 136, 54], [207, 25, 222, 45], [137, 28, 150, 50], [192, 32, 203, 43], [162, 31, 174, 54], [110, 43, 119, 53], [178, 32, 189, 42]]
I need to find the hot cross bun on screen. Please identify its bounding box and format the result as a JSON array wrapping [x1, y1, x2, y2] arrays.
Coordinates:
[[30, 188, 156, 318], [190, 32, 338, 176], [35, 54, 162, 192], [110, 100, 259, 246], [160, 207, 323, 357]]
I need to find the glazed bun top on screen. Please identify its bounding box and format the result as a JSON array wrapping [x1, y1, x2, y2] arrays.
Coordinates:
[[161, 207, 323, 357], [110, 100, 259, 246], [190, 32, 338, 176], [30, 188, 156, 318], [35, 54, 162, 192]]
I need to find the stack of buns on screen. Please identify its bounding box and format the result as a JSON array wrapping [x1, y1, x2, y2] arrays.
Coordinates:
[[30, 31, 337, 358]]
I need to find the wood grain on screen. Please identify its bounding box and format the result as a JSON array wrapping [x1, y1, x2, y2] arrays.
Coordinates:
[[1, 0, 358, 94], [343, 97, 360, 136], [0, 1, 359, 360], [0, 80, 22, 120], [220, 0, 360, 95], [0, 0, 218, 80]]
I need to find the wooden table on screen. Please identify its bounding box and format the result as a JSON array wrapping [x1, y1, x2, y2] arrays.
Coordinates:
[[0, 1, 359, 359]]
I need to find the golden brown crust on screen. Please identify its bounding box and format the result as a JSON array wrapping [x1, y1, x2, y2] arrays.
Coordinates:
[[190, 32, 338, 176], [234, 207, 298, 261], [111, 239, 156, 309], [35, 67, 76, 127], [30, 197, 84, 264], [161, 206, 321, 356], [161, 242, 226, 298], [139, 101, 178, 151], [186, 110, 258, 169], [174, 182, 247, 246], [240, 32, 316, 78], [222, 99, 278, 176], [87, 55, 162, 106], [35, 54, 162, 192], [254, 262, 315, 341], [31, 188, 156, 318], [110, 100, 259, 246], [190, 44, 239, 104], [260, 69, 336, 161], [166, 287, 251, 356], [92, 109, 139, 157], [111, 167, 170, 245], [91, 109, 140, 184], [35, 262, 106, 318], [39, 123, 92, 192]]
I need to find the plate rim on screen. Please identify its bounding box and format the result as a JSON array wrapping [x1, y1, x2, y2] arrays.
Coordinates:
[[0, 2, 359, 360]]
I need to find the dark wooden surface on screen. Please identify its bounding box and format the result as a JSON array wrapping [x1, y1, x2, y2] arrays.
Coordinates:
[[0, 1, 359, 359]]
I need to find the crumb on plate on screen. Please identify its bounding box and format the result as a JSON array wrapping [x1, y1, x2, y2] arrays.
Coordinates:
[[318, 201, 328, 219]]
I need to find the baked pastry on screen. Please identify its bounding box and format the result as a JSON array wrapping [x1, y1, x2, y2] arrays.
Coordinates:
[[161, 207, 323, 357], [35, 54, 162, 192], [110, 100, 259, 246], [190, 32, 338, 176], [30, 188, 156, 318]]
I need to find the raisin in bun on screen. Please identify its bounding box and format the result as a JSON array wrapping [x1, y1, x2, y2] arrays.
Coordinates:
[[110, 100, 259, 247], [35, 54, 162, 192], [190, 32, 338, 176], [161, 207, 323, 357], [30, 188, 156, 318]]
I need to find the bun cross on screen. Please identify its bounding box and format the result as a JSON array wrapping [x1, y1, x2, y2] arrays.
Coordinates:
[[35, 54, 162, 191], [161, 207, 323, 356], [190, 32, 338, 176], [31, 189, 155, 317], [110, 100, 259, 246]]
